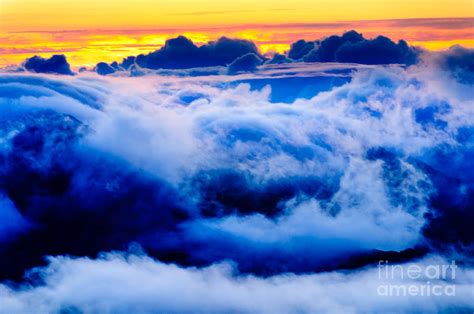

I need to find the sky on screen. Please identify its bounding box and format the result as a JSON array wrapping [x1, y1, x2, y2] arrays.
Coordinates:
[[0, 0, 473, 67]]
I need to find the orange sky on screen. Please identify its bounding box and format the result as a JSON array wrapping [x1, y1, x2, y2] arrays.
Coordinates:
[[0, 0, 473, 67]]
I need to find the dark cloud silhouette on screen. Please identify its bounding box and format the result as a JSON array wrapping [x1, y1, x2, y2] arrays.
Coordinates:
[[92, 36, 262, 75], [316, 30, 365, 62], [136, 36, 198, 69], [288, 39, 316, 60], [266, 53, 293, 64], [95, 61, 124, 75], [335, 36, 419, 65], [88, 31, 424, 76], [95, 62, 116, 75], [227, 53, 263, 74], [121, 56, 136, 70], [305, 31, 363, 62], [198, 37, 261, 66], [133, 36, 261, 70], [290, 30, 419, 65], [23, 55, 74, 75]]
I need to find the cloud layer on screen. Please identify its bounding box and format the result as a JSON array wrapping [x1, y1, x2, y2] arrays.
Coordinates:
[[1, 254, 472, 313], [0, 46, 473, 312], [84, 31, 420, 76], [11, 31, 426, 76]]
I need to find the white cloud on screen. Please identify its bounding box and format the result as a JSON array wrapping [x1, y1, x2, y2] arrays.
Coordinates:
[[0, 253, 472, 314], [0, 58, 473, 312]]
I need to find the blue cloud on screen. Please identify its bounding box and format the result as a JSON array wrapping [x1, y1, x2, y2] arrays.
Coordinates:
[[291, 30, 419, 65], [227, 53, 264, 74], [23, 55, 74, 75], [435, 45, 474, 84], [266, 53, 293, 64], [124, 36, 262, 71], [335, 36, 418, 65], [85, 31, 426, 76], [0, 56, 472, 290], [96, 62, 116, 76], [288, 39, 316, 60]]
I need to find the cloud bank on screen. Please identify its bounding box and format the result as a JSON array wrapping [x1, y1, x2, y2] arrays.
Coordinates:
[[0, 254, 472, 313], [0, 46, 473, 312], [132, 36, 261, 70], [77, 31, 420, 76], [289, 30, 419, 65], [8, 31, 434, 77], [23, 55, 74, 75]]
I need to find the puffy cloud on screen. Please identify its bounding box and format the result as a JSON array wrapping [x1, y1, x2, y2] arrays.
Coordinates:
[[335, 36, 419, 65], [85, 31, 424, 77], [95, 62, 116, 75], [227, 53, 264, 74], [291, 31, 419, 65], [121, 56, 136, 70], [91, 36, 262, 75], [14, 31, 434, 78], [127, 36, 261, 70], [136, 35, 199, 69], [198, 37, 262, 66], [300, 31, 363, 62], [287, 39, 316, 60], [23, 55, 74, 75]]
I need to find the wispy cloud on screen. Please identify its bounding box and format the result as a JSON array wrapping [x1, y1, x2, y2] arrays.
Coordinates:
[[166, 8, 296, 16]]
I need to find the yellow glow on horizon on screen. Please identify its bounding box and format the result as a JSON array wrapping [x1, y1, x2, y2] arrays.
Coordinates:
[[410, 39, 474, 50], [260, 44, 290, 55]]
